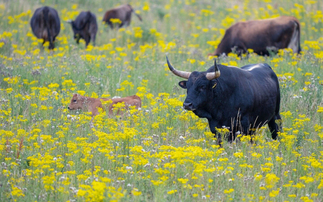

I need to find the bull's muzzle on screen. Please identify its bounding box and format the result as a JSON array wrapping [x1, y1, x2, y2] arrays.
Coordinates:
[[183, 102, 194, 110], [68, 107, 71, 110]]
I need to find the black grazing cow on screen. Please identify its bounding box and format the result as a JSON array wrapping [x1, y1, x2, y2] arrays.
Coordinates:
[[166, 56, 282, 144], [30, 6, 60, 49], [102, 4, 142, 29], [67, 11, 98, 47], [208, 16, 301, 56]]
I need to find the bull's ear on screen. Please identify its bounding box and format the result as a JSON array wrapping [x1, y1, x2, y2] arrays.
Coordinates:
[[178, 81, 187, 89]]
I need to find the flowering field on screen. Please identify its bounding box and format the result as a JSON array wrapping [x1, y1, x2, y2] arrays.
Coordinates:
[[1, 0, 323, 201]]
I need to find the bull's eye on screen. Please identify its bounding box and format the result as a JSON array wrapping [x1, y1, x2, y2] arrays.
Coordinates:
[[73, 100, 77, 103], [199, 86, 207, 91]]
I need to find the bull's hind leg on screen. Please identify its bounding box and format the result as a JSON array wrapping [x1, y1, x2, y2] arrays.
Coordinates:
[[48, 35, 54, 49], [48, 41, 54, 49], [91, 33, 96, 46], [85, 35, 91, 47], [268, 114, 282, 140]]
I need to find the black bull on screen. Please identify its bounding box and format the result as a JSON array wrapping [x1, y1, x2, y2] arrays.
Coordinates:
[[166, 56, 282, 143], [30, 6, 60, 49], [67, 11, 98, 47]]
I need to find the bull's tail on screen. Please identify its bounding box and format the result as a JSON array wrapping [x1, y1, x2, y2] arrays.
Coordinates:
[[275, 83, 282, 132], [133, 11, 142, 21], [295, 20, 301, 54], [276, 85, 281, 117], [274, 68, 282, 129], [288, 20, 301, 54], [43, 7, 53, 49], [128, 4, 142, 21]]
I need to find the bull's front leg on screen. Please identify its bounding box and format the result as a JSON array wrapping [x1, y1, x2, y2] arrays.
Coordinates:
[[208, 119, 222, 146]]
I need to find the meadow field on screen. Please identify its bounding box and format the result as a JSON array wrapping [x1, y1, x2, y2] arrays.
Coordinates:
[[0, 0, 323, 201]]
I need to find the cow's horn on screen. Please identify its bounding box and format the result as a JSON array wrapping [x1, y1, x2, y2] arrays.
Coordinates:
[[166, 56, 191, 79], [206, 59, 221, 80]]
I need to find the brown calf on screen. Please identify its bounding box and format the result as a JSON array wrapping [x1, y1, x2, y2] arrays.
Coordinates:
[[68, 94, 141, 116]]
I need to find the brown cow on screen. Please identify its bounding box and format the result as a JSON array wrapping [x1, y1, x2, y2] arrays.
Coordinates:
[[68, 94, 141, 116], [102, 4, 142, 29], [30, 6, 61, 49], [208, 16, 301, 56]]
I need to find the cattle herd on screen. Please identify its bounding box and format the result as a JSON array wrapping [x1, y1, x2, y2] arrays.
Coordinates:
[[30, 4, 142, 49], [30, 3, 303, 144]]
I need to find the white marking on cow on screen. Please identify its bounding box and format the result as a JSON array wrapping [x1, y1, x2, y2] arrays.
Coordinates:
[[246, 65, 262, 71], [287, 21, 299, 53]]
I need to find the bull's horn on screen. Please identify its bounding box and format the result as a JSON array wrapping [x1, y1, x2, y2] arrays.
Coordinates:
[[206, 59, 221, 80], [166, 56, 191, 79], [65, 20, 72, 23]]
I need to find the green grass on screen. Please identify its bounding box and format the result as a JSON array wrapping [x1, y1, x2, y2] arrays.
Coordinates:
[[0, 0, 323, 201]]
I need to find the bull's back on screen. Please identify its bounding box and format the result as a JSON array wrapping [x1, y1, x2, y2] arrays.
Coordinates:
[[30, 7, 60, 39], [240, 64, 280, 120], [234, 17, 297, 48], [30, 8, 43, 38], [219, 64, 279, 107], [75, 12, 97, 30], [104, 5, 131, 22], [48, 8, 60, 35], [240, 63, 279, 90], [75, 11, 88, 26]]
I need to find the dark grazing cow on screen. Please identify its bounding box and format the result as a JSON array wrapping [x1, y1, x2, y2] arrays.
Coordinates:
[[208, 16, 301, 56], [166, 56, 282, 144], [67, 11, 98, 47], [102, 4, 142, 29], [30, 6, 60, 49]]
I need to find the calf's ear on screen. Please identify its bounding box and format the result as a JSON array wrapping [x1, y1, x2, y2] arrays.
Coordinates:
[[178, 81, 187, 89]]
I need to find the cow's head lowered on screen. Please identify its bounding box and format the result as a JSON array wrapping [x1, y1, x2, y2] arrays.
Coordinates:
[[166, 56, 220, 114]]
